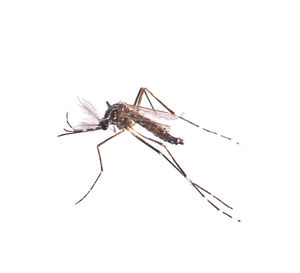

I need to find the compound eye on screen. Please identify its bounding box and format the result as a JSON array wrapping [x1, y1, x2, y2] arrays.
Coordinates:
[[100, 120, 109, 130]]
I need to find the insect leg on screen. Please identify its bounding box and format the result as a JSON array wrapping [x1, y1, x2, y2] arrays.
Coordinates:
[[128, 128, 184, 175], [136, 87, 239, 144], [130, 128, 233, 209], [128, 128, 240, 221], [133, 87, 155, 110], [130, 128, 185, 175], [75, 129, 124, 204], [133, 88, 143, 106], [136, 87, 199, 127]]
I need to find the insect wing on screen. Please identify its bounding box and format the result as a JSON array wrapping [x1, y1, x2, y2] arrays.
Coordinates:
[[125, 104, 179, 121]]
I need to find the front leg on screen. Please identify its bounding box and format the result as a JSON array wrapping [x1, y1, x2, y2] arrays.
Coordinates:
[[75, 129, 124, 204]]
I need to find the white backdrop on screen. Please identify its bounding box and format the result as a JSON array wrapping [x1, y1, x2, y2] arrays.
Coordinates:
[[1, 1, 299, 272]]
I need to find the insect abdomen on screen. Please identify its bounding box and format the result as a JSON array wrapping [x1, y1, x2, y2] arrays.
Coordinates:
[[133, 114, 184, 145]]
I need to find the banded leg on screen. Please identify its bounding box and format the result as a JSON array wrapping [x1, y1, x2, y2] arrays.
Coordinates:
[[130, 128, 233, 209], [75, 130, 124, 204], [128, 128, 240, 221], [134, 87, 199, 127], [134, 87, 239, 144]]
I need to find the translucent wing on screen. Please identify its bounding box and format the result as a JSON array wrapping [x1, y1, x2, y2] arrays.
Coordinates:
[[125, 104, 179, 121]]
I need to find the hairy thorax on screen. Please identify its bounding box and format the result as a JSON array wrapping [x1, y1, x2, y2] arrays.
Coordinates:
[[103, 103, 134, 130]]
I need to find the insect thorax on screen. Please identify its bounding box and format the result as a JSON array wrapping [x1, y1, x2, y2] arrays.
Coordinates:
[[103, 103, 133, 129]]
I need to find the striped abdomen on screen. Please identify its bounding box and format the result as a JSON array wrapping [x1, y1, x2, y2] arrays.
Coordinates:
[[130, 113, 184, 145]]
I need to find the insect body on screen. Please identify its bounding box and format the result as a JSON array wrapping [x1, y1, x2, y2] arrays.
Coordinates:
[[58, 87, 240, 221]]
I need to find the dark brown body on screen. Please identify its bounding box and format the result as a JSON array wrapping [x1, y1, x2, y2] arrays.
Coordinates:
[[104, 103, 184, 145], [59, 87, 238, 220]]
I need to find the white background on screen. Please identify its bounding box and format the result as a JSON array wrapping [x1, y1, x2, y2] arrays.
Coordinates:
[[1, 1, 299, 272]]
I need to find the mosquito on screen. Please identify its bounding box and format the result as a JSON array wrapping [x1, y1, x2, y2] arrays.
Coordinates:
[[58, 87, 240, 221]]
